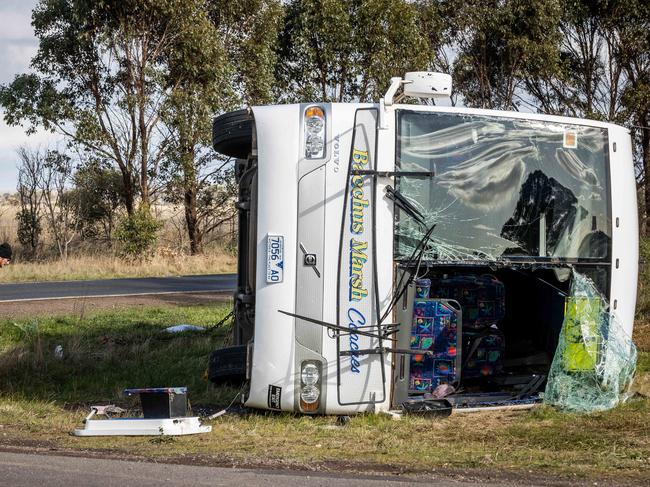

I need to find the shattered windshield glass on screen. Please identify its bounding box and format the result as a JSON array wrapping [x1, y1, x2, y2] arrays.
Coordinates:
[[544, 270, 637, 413], [395, 110, 611, 262]]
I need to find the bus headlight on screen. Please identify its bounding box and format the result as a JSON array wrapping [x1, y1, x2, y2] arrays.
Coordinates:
[[304, 106, 326, 159], [299, 360, 322, 411], [301, 363, 320, 385], [300, 385, 320, 404]]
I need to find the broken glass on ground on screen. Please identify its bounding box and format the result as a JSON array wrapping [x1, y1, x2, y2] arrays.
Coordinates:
[[544, 270, 637, 413]]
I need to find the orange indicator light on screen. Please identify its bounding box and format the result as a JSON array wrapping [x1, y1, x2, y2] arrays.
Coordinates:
[[305, 106, 324, 119]]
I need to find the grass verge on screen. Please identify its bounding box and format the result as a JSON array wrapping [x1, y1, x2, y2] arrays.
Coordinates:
[[0, 305, 648, 483], [0, 252, 236, 283], [0, 304, 233, 403]]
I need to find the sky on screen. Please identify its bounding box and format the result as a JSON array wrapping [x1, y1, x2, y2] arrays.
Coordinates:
[[0, 0, 58, 193]]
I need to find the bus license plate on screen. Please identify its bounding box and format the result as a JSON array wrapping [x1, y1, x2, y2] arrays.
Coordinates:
[[266, 235, 284, 283]]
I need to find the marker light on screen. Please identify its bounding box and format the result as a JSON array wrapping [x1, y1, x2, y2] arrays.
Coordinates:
[[304, 106, 326, 159]]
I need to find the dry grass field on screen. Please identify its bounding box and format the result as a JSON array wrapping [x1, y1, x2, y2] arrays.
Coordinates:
[[0, 252, 235, 283], [0, 198, 16, 250], [0, 197, 236, 282]]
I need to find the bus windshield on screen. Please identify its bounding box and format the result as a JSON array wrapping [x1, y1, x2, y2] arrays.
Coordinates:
[[395, 110, 611, 262]]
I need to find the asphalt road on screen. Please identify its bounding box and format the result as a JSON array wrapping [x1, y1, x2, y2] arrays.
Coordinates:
[[0, 452, 534, 487], [0, 274, 237, 302]]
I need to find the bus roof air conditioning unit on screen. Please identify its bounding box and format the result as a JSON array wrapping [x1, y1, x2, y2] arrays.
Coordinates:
[[384, 72, 452, 106]]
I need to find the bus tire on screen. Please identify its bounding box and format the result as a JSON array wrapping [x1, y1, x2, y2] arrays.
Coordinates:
[[208, 345, 247, 385], [212, 109, 253, 159]]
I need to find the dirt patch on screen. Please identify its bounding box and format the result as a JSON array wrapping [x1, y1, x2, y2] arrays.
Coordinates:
[[634, 320, 650, 353], [0, 292, 232, 319]]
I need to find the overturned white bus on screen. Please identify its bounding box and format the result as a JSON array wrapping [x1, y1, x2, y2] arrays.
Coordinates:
[[209, 73, 638, 415]]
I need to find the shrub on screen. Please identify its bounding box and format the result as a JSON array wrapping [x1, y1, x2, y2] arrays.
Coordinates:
[[16, 208, 41, 257], [114, 206, 161, 259]]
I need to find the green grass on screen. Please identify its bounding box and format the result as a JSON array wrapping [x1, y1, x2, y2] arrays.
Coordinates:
[[0, 304, 234, 404], [0, 396, 648, 481], [0, 305, 649, 482], [639, 351, 650, 373], [636, 240, 650, 323], [0, 239, 648, 481]]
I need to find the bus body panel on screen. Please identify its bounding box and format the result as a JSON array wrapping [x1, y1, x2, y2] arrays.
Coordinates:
[[608, 125, 639, 337], [243, 101, 637, 414], [245, 104, 301, 411], [246, 102, 394, 414]]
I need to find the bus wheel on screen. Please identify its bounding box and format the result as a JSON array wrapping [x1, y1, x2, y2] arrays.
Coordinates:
[[212, 109, 253, 159], [208, 345, 247, 385]]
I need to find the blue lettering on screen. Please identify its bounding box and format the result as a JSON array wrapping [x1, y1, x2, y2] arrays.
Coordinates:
[[347, 308, 366, 327], [347, 307, 366, 374], [351, 358, 360, 373]]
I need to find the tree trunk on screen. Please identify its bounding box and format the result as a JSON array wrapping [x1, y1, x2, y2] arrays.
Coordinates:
[[140, 154, 150, 207], [122, 174, 135, 217], [642, 121, 650, 237], [182, 148, 201, 255], [185, 185, 201, 255]]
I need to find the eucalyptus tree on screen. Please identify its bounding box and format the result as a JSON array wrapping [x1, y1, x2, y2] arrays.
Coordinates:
[[0, 0, 190, 216], [158, 0, 233, 255], [208, 0, 283, 105], [160, 0, 282, 254], [415, 0, 457, 76], [275, 0, 435, 103], [71, 160, 125, 242], [617, 0, 650, 234], [452, 0, 563, 110], [523, 0, 627, 120]]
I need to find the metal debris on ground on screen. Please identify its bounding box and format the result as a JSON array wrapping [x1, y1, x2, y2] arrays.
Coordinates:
[[73, 387, 211, 437], [83, 405, 126, 421]]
